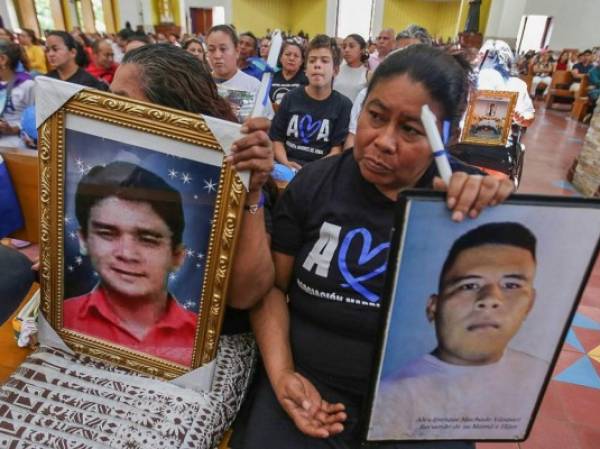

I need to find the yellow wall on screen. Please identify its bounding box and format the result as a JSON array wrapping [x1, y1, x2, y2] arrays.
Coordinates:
[[232, 0, 292, 35], [382, 0, 463, 41], [231, 0, 325, 37], [289, 0, 326, 37], [436, 1, 461, 40]]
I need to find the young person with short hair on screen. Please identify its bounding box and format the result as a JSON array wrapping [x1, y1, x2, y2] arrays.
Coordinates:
[[270, 35, 352, 170]]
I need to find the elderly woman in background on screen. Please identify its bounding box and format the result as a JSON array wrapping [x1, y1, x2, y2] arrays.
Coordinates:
[[477, 39, 534, 127]]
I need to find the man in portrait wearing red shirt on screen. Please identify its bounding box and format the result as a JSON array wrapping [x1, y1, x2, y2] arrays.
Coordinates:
[[63, 161, 196, 366]]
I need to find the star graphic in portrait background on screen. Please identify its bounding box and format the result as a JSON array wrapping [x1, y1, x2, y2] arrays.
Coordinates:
[[168, 168, 178, 179], [197, 253, 204, 260], [69, 231, 78, 240], [203, 178, 216, 193], [183, 300, 195, 310], [64, 216, 71, 224], [74, 256, 83, 265], [181, 172, 192, 184], [185, 248, 195, 258], [168, 272, 177, 281], [67, 265, 74, 272]]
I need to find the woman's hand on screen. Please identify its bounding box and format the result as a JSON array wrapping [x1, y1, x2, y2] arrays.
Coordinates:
[[286, 161, 302, 171], [273, 370, 346, 438], [433, 172, 514, 221], [228, 117, 274, 193]]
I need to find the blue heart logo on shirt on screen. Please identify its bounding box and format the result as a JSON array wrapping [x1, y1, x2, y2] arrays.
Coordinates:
[[299, 115, 322, 144], [338, 228, 390, 303]]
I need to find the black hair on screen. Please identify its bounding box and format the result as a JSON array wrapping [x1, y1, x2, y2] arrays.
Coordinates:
[[0, 40, 28, 71], [367, 44, 473, 130], [21, 28, 40, 45], [47, 30, 76, 50], [306, 34, 342, 68], [207, 24, 239, 47], [118, 28, 135, 41], [345, 33, 369, 63], [126, 34, 151, 46], [580, 49, 592, 56], [122, 43, 236, 121], [75, 161, 184, 249], [438, 222, 537, 292]]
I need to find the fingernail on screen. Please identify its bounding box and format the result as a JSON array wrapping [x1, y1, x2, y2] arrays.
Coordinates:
[[452, 211, 463, 222], [302, 400, 311, 410], [469, 209, 478, 218], [447, 197, 456, 208], [224, 155, 233, 163], [240, 126, 248, 133]]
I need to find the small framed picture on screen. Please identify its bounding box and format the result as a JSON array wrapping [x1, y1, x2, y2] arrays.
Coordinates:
[[461, 90, 518, 146], [364, 191, 600, 442], [38, 87, 245, 379]]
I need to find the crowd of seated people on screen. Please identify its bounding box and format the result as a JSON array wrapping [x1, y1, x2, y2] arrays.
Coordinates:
[[0, 18, 597, 449]]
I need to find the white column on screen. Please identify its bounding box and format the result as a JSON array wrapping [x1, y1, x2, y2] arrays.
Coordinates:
[[325, 0, 338, 36], [371, 0, 385, 38], [0, 0, 20, 31]]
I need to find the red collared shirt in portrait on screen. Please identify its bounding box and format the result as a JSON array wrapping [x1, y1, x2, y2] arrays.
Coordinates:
[[64, 286, 197, 366]]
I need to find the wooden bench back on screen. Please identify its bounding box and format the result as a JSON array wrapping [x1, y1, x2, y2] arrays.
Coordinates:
[[0, 148, 39, 244]]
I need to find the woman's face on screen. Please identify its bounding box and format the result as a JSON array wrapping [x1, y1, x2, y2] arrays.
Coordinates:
[[280, 44, 302, 74], [354, 74, 445, 199], [342, 37, 362, 65], [186, 41, 204, 61], [110, 63, 149, 102], [46, 35, 76, 69], [206, 31, 239, 80], [259, 39, 270, 59], [17, 32, 32, 46]]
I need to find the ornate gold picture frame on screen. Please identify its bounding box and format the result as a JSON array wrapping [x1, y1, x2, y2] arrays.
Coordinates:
[[461, 90, 518, 146], [38, 88, 245, 380]]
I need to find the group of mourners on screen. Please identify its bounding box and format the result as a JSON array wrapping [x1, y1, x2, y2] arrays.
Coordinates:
[[0, 21, 528, 449]]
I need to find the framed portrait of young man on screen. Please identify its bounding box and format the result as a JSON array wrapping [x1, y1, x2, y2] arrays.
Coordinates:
[[37, 82, 246, 380], [363, 191, 600, 442], [461, 90, 518, 146]]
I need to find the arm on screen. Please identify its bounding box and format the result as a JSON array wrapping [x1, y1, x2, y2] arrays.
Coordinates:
[[343, 133, 355, 151], [250, 252, 346, 438], [274, 140, 301, 170], [225, 118, 275, 309], [326, 145, 342, 157]]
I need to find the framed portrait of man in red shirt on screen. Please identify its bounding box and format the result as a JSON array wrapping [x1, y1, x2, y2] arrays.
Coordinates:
[[37, 84, 245, 379]]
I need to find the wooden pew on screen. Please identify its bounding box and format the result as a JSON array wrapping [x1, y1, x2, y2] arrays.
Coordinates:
[[0, 148, 39, 244]]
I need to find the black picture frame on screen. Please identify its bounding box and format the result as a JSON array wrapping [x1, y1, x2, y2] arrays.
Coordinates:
[[362, 191, 600, 442]]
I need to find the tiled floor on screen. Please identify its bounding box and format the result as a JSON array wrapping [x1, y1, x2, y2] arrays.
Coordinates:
[[478, 106, 600, 449]]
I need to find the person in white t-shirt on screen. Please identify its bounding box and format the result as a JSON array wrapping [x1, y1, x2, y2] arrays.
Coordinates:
[[206, 25, 273, 122], [333, 34, 369, 102], [369, 222, 548, 441], [476, 40, 534, 127]]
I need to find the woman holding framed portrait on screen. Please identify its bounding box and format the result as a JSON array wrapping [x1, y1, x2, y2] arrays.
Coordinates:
[[231, 45, 514, 449]]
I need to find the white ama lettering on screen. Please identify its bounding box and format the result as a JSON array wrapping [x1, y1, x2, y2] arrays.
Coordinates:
[[302, 222, 341, 277]]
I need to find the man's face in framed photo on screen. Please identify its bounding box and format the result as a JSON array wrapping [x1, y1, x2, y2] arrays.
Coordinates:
[[80, 195, 185, 302], [427, 243, 537, 366]]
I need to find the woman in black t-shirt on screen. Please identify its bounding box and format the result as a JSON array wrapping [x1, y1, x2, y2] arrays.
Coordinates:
[[269, 39, 308, 106], [231, 45, 515, 449]]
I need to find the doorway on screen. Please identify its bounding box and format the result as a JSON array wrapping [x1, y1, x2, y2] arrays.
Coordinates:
[[190, 7, 212, 35]]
